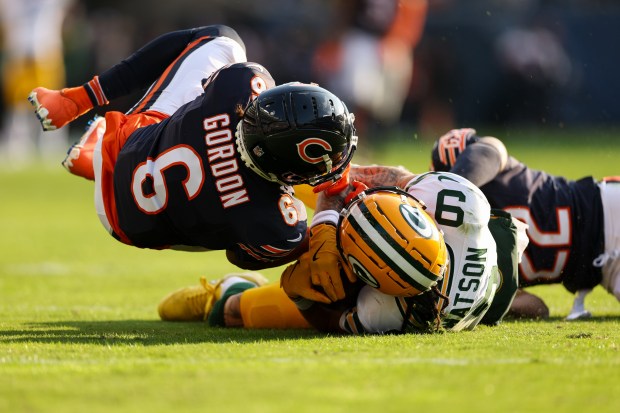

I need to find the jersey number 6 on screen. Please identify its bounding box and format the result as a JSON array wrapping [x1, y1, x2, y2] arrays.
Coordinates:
[[131, 145, 204, 214]]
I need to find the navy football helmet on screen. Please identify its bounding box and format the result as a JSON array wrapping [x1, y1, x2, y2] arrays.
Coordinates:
[[236, 82, 357, 186]]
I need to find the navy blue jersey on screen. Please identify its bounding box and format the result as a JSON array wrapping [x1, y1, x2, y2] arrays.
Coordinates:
[[481, 157, 603, 292], [111, 63, 307, 262], [432, 130, 604, 292]]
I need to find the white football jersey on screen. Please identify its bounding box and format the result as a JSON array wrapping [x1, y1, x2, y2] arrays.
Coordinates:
[[352, 172, 499, 332]]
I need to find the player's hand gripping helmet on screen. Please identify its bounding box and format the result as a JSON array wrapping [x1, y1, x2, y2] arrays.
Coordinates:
[[236, 82, 358, 186], [337, 187, 448, 297]]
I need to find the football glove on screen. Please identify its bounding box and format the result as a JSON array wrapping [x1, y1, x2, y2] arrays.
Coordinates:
[[308, 223, 356, 302], [344, 180, 369, 205], [312, 164, 351, 196], [281, 252, 331, 304]]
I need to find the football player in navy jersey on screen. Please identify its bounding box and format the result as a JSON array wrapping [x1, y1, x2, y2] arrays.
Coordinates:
[[28, 25, 358, 271], [431, 128, 620, 319]]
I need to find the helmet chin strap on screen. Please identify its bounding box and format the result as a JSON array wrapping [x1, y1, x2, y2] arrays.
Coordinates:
[[322, 154, 333, 175], [307, 155, 339, 187], [309, 133, 358, 187]]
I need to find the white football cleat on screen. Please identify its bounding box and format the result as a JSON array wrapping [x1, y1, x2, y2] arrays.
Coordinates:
[[565, 289, 592, 321]]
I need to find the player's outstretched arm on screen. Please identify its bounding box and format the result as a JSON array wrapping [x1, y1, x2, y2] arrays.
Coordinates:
[[449, 137, 508, 187], [348, 164, 417, 191]]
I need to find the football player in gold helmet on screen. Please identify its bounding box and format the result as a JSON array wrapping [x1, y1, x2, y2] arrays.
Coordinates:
[[159, 165, 524, 334], [284, 168, 522, 333]]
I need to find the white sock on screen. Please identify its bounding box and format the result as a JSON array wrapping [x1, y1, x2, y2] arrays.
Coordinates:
[[219, 276, 257, 296]]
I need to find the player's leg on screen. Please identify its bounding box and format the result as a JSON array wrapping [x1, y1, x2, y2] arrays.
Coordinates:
[[42, 26, 247, 180], [128, 26, 247, 116], [28, 25, 246, 131], [566, 289, 592, 321], [158, 272, 269, 321], [236, 283, 310, 329], [60, 116, 106, 180], [28, 76, 107, 132], [159, 274, 310, 329]]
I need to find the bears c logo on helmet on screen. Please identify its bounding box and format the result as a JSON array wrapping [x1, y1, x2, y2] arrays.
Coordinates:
[[297, 138, 332, 164]]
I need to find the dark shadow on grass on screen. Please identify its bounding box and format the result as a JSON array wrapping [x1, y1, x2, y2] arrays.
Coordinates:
[[4, 315, 619, 346], [0, 320, 329, 345]]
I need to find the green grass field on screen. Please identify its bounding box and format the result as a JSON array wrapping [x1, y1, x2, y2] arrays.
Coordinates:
[[1, 127, 619, 413]]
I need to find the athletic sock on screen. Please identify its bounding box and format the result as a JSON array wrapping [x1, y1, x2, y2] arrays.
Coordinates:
[[207, 282, 256, 327]]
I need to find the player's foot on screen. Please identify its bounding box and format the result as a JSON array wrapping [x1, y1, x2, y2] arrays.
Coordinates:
[[28, 86, 93, 131], [158, 273, 269, 321], [565, 309, 592, 321], [62, 116, 106, 181], [566, 289, 592, 321]]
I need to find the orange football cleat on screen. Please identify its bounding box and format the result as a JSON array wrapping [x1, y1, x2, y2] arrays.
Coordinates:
[[62, 116, 106, 181], [28, 86, 94, 131]]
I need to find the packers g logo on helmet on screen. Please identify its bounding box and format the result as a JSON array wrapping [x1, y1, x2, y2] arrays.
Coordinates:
[[337, 187, 448, 297]]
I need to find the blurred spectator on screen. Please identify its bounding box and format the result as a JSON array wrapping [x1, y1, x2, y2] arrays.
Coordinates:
[[312, 0, 428, 142], [401, 1, 590, 134], [2, 0, 618, 163], [0, 0, 73, 165], [491, 22, 572, 125]]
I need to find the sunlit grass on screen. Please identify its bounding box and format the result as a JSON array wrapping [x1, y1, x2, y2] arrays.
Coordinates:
[[1, 130, 618, 413]]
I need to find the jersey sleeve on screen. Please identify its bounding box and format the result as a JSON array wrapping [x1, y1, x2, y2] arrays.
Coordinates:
[[450, 141, 505, 187], [228, 194, 308, 268]]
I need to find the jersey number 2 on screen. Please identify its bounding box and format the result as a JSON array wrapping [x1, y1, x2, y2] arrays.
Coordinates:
[[505, 206, 571, 282]]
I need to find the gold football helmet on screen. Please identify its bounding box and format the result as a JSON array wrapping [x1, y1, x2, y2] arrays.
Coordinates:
[[337, 187, 448, 297]]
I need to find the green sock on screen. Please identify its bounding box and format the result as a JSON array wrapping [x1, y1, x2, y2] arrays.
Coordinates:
[[207, 282, 256, 327]]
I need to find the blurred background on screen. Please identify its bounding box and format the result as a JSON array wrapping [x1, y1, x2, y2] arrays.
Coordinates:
[[1, 0, 619, 165]]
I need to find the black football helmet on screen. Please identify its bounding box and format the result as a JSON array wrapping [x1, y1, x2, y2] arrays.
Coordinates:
[[236, 82, 357, 186]]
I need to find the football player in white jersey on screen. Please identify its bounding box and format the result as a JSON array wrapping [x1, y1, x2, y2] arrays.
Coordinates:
[[158, 165, 524, 334], [331, 170, 521, 333]]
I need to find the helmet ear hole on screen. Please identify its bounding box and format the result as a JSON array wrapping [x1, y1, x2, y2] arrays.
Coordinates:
[[338, 188, 448, 297]]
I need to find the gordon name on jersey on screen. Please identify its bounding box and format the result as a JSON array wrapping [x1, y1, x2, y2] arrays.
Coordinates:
[[112, 63, 307, 251]]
